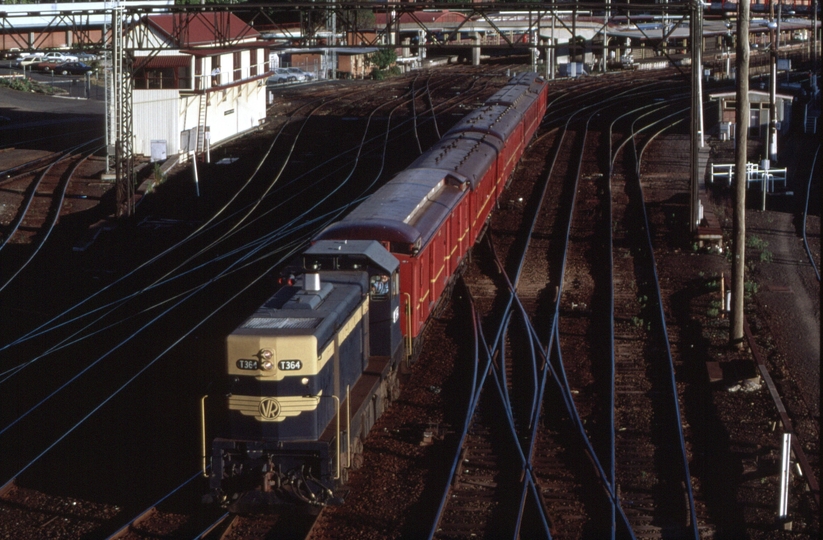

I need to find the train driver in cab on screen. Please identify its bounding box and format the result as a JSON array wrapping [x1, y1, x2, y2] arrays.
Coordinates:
[[370, 274, 390, 297]]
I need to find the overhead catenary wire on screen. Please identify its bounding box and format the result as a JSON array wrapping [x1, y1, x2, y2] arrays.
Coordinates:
[[0, 74, 502, 486], [0, 74, 491, 356]]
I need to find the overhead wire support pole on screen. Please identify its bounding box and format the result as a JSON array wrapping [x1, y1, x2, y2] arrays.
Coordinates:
[[690, 0, 703, 234], [112, 2, 134, 218], [768, 2, 779, 165]]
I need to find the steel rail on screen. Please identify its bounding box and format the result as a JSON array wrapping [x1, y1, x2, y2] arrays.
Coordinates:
[[516, 83, 688, 535], [562, 104, 628, 536], [0, 150, 63, 184], [107, 469, 206, 539], [427, 279, 486, 540], [498, 83, 675, 535], [0, 137, 101, 252], [605, 97, 685, 536], [480, 85, 649, 536], [193, 512, 231, 540], [0, 144, 103, 293], [515, 81, 688, 534], [426, 283, 551, 538], [410, 72, 425, 154], [801, 143, 820, 281], [474, 295, 553, 539], [628, 106, 699, 538]]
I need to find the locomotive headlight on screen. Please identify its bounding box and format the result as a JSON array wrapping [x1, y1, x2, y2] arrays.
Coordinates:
[[257, 349, 274, 370]]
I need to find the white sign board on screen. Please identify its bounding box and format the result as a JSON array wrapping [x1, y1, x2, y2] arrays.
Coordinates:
[[150, 140, 167, 163]]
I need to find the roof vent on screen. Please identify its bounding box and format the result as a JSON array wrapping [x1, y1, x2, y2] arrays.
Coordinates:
[[304, 273, 321, 292]]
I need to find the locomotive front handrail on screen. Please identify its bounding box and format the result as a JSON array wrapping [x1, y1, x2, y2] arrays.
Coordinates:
[[304, 393, 341, 480], [201, 395, 209, 478]]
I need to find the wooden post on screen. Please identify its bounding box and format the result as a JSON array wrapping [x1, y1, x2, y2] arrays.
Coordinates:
[[731, 0, 750, 346]]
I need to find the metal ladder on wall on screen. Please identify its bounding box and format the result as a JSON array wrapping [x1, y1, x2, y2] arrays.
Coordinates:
[[196, 92, 208, 155]]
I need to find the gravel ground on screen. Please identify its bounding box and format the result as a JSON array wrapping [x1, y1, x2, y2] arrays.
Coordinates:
[[0, 71, 818, 539]]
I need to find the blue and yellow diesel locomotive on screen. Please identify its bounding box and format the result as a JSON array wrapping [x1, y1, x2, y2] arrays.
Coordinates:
[[207, 72, 549, 510]]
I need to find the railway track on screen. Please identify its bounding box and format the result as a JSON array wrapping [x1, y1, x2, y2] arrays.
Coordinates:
[[0, 68, 518, 540], [310, 67, 818, 539], [0, 142, 104, 242], [607, 97, 699, 537], [0, 65, 816, 539], [437, 71, 707, 538], [544, 80, 700, 537]]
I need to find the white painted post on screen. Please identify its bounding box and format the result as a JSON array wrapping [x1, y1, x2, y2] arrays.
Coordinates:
[[778, 432, 791, 519]]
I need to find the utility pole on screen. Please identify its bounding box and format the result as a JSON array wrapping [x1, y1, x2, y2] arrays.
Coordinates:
[[731, 0, 751, 346]]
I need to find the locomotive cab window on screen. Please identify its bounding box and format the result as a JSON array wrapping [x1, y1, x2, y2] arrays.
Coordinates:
[[303, 255, 335, 271], [337, 255, 369, 271], [370, 274, 391, 299]]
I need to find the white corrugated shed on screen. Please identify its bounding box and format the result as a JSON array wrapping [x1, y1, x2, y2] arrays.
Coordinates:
[[128, 14, 270, 158], [134, 75, 266, 157], [134, 89, 180, 156]]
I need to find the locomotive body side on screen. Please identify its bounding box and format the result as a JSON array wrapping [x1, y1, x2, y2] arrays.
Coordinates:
[[209, 241, 401, 510]]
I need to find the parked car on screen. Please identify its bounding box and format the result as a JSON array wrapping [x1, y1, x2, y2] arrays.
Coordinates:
[[285, 67, 309, 82], [0, 48, 21, 60], [14, 55, 46, 68], [72, 51, 98, 62], [33, 59, 63, 72], [267, 67, 295, 85], [14, 50, 40, 61], [52, 61, 94, 75], [39, 52, 78, 63]]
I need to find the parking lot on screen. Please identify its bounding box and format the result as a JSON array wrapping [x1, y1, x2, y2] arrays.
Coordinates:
[[0, 59, 106, 101]]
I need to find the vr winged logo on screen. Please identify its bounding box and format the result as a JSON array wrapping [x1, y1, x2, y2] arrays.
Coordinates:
[[229, 391, 323, 422]]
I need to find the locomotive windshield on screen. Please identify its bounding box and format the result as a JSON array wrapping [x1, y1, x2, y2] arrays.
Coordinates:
[[369, 274, 391, 299]]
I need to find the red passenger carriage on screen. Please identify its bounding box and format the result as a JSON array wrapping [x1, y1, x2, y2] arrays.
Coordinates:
[[316, 72, 549, 352]]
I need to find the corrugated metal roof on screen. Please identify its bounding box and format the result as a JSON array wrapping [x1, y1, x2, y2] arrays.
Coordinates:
[[146, 12, 260, 47], [134, 55, 190, 69], [374, 10, 468, 25], [182, 46, 265, 57]]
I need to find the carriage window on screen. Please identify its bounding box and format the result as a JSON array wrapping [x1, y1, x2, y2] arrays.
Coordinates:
[[370, 274, 390, 299]]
